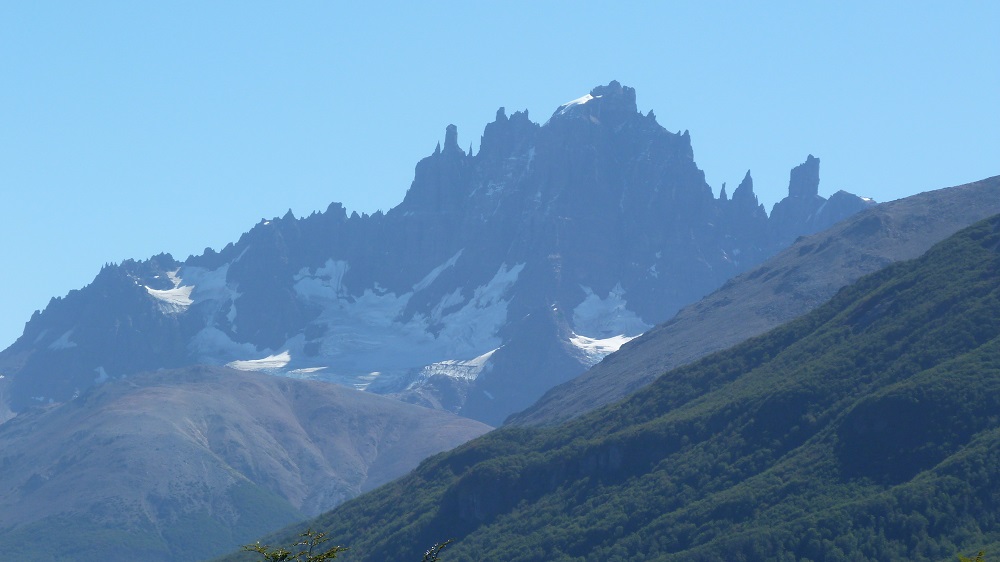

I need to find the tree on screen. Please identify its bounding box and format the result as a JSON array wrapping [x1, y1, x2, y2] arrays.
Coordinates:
[[421, 540, 453, 562], [243, 530, 453, 562], [243, 529, 347, 561]]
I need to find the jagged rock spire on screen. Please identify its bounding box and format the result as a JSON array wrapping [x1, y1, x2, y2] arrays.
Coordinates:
[[444, 124, 460, 153], [478, 106, 539, 162], [732, 170, 758, 206], [788, 154, 820, 198]]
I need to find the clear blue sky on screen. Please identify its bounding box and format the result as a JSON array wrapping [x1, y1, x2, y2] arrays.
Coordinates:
[[1, 2, 998, 350]]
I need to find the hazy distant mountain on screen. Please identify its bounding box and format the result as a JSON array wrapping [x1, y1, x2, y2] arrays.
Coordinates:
[[0, 365, 489, 562], [0, 82, 871, 426], [228, 213, 1000, 562], [510, 175, 1000, 426]]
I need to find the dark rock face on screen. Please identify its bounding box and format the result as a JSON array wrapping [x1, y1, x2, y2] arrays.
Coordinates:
[[0, 82, 873, 425]]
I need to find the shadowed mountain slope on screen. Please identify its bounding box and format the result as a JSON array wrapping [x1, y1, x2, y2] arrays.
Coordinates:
[[0, 366, 489, 562], [222, 212, 1000, 562], [510, 175, 1000, 426]]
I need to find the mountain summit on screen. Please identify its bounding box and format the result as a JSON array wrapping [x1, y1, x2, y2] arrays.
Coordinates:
[[0, 82, 873, 425], [547, 80, 638, 126]]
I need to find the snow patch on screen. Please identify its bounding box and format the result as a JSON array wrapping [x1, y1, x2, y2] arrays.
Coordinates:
[[94, 366, 109, 384], [431, 288, 466, 321], [189, 326, 257, 362], [573, 283, 651, 338], [569, 333, 639, 367], [544, 92, 605, 126], [286, 367, 327, 380], [294, 260, 350, 299], [555, 93, 596, 116], [146, 285, 194, 313], [408, 348, 498, 388], [182, 264, 249, 361], [33, 329, 49, 345], [184, 265, 236, 304], [175, 251, 524, 392], [289, 367, 327, 374], [435, 263, 524, 351], [227, 351, 292, 372], [287, 259, 524, 390], [145, 269, 194, 314], [413, 250, 463, 292], [570, 283, 649, 366], [815, 199, 828, 218], [49, 330, 77, 350]]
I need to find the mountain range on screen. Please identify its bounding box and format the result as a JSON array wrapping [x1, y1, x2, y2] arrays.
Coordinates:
[[0, 82, 872, 429], [14, 82, 981, 561]]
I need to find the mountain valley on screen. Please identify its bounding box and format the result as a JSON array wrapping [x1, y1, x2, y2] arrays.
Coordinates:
[[4, 82, 990, 562]]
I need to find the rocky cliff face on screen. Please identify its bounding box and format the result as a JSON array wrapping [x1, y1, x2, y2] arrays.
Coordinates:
[[0, 81, 873, 425]]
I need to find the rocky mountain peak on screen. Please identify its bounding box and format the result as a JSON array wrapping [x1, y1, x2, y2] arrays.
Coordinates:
[[788, 154, 821, 198], [547, 80, 639, 127], [443, 124, 461, 154], [589, 79, 636, 108], [769, 154, 874, 247], [731, 170, 759, 207], [478, 107, 537, 162]]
